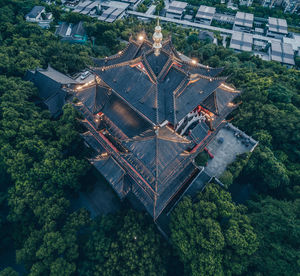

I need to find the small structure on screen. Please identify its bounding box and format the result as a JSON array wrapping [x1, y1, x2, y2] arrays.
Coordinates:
[[25, 6, 53, 29], [55, 21, 87, 44], [233, 11, 254, 32], [198, 31, 215, 42], [254, 27, 265, 35], [165, 1, 187, 20], [271, 41, 295, 66], [98, 1, 129, 21], [267, 17, 288, 38], [100, 0, 129, 10], [261, 0, 283, 8], [80, 1, 100, 15], [194, 5, 216, 25], [230, 32, 253, 52], [283, 33, 300, 54], [73, 0, 93, 13], [98, 7, 126, 22], [107, 8, 125, 22], [24, 66, 77, 117], [119, 0, 140, 9], [239, 0, 253, 6]]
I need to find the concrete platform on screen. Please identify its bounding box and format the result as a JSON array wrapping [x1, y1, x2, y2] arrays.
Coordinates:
[[205, 123, 257, 177]]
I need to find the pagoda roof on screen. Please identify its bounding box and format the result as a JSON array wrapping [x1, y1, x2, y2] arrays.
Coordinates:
[[122, 125, 197, 218], [91, 37, 237, 126]]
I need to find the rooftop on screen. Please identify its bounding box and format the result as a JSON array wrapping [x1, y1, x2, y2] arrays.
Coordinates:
[[75, 32, 240, 219], [26, 6, 45, 18], [195, 5, 216, 20], [230, 32, 253, 52], [166, 1, 187, 14], [268, 17, 288, 34], [55, 21, 86, 41], [271, 41, 295, 65], [234, 11, 254, 28]]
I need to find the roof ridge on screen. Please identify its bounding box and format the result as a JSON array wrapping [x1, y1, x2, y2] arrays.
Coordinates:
[[157, 56, 173, 81], [173, 75, 189, 98], [153, 133, 159, 218], [142, 54, 157, 83], [96, 56, 142, 70], [103, 42, 132, 62]]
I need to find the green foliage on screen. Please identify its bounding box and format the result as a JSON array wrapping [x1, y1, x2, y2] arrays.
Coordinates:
[[195, 151, 209, 166], [247, 198, 300, 276], [170, 184, 258, 276], [78, 210, 168, 276], [0, 267, 18, 276], [0, 1, 299, 275]]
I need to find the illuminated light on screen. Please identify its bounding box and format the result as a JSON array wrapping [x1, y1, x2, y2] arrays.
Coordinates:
[[138, 35, 144, 41], [134, 236, 137, 240], [77, 86, 82, 90], [191, 59, 197, 64], [101, 152, 108, 157], [209, 78, 212, 82], [220, 83, 236, 91], [118, 51, 122, 54], [227, 102, 235, 107]]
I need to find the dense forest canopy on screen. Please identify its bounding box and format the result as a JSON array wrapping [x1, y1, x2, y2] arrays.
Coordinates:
[[0, 0, 299, 275]]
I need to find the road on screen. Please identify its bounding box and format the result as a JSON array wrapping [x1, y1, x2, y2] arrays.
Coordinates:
[[126, 10, 282, 43]]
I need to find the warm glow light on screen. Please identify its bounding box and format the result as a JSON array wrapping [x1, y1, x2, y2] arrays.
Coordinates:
[[228, 102, 235, 107], [191, 59, 197, 64], [118, 51, 122, 54], [138, 35, 144, 41]]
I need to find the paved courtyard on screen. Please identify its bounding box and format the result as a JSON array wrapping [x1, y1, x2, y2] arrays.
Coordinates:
[[205, 124, 257, 177]]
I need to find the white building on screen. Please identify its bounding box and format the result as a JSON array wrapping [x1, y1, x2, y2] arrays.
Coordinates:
[[233, 12, 254, 32], [267, 17, 288, 39], [194, 5, 216, 25], [166, 1, 187, 20], [239, 0, 253, 6], [271, 41, 295, 66], [230, 32, 253, 52], [25, 6, 53, 29]]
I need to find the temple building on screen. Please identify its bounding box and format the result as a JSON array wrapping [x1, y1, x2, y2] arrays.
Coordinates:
[[72, 22, 241, 220], [26, 22, 250, 220]]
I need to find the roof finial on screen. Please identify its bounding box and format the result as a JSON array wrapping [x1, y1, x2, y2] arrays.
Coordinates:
[[153, 17, 163, 56]]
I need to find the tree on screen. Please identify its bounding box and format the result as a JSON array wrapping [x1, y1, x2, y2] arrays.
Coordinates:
[[0, 268, 18, 276], [247, 197, 300, 276], [170, 184, 258, 276], [79, 210, 168, 276]]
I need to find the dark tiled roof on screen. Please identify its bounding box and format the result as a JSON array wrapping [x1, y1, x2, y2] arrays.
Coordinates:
[[24, 66, 76, 117], [189, 121, 210, 143], [26, 6, 44, 18], [75, 38, 240, 219], [44, 90, 66, 118], [93, 156, 126, 198], [122, 125, 195, 217]]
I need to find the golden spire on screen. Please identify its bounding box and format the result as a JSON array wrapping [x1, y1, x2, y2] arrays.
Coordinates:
[[153, 18, 163, 56]]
